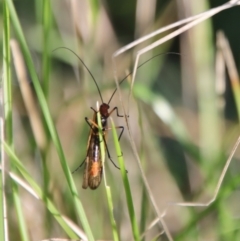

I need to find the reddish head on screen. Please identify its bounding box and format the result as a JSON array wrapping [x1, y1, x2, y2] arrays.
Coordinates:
[[99, 103, 110, 118]]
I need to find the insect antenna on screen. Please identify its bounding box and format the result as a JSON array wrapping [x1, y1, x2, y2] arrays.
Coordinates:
[[107, 52, 181, 105], [52, 47, 104, 103], [53, 47, 180, 105]]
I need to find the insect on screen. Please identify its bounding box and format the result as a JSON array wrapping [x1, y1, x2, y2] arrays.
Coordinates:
[[81, 77, 125, 189], [59, 48, 125, 189], [82, 101, 125, 189], [81, 114, 103, 189], [54, 48, 180, 189]]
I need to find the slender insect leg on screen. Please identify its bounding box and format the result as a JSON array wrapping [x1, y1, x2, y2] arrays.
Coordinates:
[[72, 117, 96, 174], [114, 126, 124, 157], [102, 135, 122, 170], [109, 106, 128, 118], [86, 117, 124, 142], [85, 117, 99, 130], [93, 105, 128, 118], [117, 126, 124, 141], [104, 128, 127, 172], [72, 157, 87, 174], [104, 125, 124, 141], [103, 125, 124, 158], [85, 117, 104, 143], [85, 117, 118, 163], [90, 107, 97, 113]]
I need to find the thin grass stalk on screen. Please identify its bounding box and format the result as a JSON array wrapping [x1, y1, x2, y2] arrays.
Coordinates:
[[173, 134, 240, 240], [139, 187, 148, 241], [218, 31, 240, 121], [0, 120, 6, 241], [6, 0, 94, 239], [1, 2, 10, 240], [3, 142, 80, 239], [0, 167, 88, 240], [3, 2, 30, 241], [111, 65, 174, 240], [10, 40, 48, 153], [3, 0, 12, 145], [96, 104, 120, 241], [0, 118, 10, 241], [42, 0, 52, 97], [137, 102, 148, 240], [10, 37, 52, 235], [105, 186, 119, 241], [175, 171, 240, 240], [110, 118, 140, 241], [12, 184, 30, 241]]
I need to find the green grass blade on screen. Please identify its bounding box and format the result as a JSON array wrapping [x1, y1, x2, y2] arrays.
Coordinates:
[[105, 186, 119, 241], [3, 1, 12, 145], [96, 106, 120, 241], [1, 2, 10, 240], [6, 1, 94, 240], [96, 104, 105, 166], [3, 142, 80, 239], [42, 0, 52, 97], [11, 183, 30, 241], [110, 118, 140, 241], [231, 80, 240, 121], [3, 2, 30, 241], [0, 145, 4, 241], [137, 102, 148, 239]]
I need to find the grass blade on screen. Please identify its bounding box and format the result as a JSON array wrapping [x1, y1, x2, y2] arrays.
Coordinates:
[[3, 2, 30, 241], [96, 108, 120, 241], [6, 0, 94, 239], [3, 142, 80, 239], [110, 118, 140, 241], [42, 0, 52, 97]]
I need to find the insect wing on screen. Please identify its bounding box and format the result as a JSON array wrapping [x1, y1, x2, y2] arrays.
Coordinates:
[[82, 113, 103, 189], [88, 161, 102, 190], [82, 119, 94, 189], [82, 156, 90, 189]]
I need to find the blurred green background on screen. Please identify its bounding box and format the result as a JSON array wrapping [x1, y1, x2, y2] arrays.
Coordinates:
[[1, 0, 240, 241]]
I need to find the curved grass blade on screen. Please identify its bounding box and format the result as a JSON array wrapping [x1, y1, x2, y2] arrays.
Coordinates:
[[5, 1, 94, 240], [3, 142, 80, 239], [3, 2, 29, 241]]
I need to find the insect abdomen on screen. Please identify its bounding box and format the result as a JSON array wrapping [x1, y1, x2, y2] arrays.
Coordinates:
[[88, 162, 103, 189]]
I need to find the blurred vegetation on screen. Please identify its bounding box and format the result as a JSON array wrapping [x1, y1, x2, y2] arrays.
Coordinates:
[[1, 0, 240, 241]]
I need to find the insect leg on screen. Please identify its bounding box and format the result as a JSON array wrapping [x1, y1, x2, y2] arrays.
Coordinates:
[[85, 117, 99, 130], [72, 119, 94, 174], [103, 125, 124, 157], [109, 106, 128, 118], [103, 125, 124, 141], [102, 135, 121, 170], [117, 126, 124, 142], [72, 157, 87, 174], [90, 107, 97, 113], [102, 134, 128, 173], [86, 113, 124, 141]]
